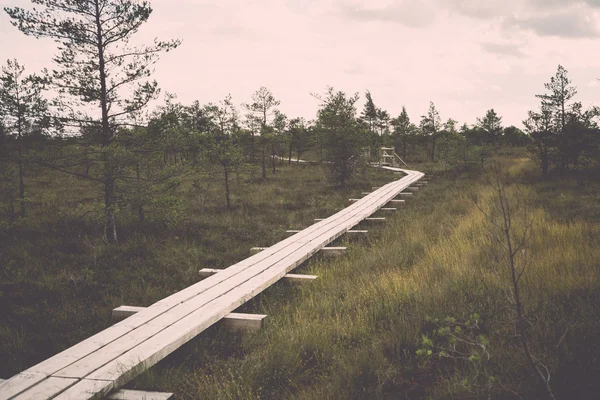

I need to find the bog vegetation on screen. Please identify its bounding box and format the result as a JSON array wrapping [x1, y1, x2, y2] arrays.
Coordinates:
[[1, 0, 600, 399]]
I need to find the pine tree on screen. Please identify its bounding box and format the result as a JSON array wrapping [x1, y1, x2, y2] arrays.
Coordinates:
[[5, 0, 180, 243], [0, 59, 49, 219], [315, 87, 364, 188]]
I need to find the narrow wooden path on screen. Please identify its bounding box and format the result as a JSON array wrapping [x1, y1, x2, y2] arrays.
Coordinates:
[[0, 167, 425, 400]]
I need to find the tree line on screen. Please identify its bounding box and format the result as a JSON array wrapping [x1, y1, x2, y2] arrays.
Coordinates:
[[1, 0, 599, 245]]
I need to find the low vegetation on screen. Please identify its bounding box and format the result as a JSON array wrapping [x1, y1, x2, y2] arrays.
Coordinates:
[[120, 151, 598, 399]]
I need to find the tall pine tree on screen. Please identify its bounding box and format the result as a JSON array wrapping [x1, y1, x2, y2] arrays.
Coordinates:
[[5, 0, 180, 243]]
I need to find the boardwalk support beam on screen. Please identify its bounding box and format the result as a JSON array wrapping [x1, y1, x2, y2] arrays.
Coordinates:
[[107, 389, 174, 400]]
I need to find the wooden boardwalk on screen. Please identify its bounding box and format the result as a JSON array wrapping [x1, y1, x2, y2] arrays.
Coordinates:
[[0, 167, 424, 400]]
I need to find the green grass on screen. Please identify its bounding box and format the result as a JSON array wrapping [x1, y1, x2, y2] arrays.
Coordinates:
[[2, 152, 599, 399], [128, 152, 599, 399], [0, 162, 391, 378]]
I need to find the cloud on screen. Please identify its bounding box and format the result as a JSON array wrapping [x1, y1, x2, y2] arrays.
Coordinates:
[[505, 11, 600, 38], [443, 0, 508, 19], [480, 42, 525, 57], [444, 0, 600, 38], [338, 1, 434, 28], [528, 0, 600, 9]]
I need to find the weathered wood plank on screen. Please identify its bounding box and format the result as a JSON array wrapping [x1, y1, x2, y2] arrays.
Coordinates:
[[11, 377, 77, 400], [286, 229, 367, 234], [112, 306, 146, 321], [319, 246, 347, 257], [282, 274, 318, 283], [389, 200, 405, 205], [107, 389, 173, 400], [113, 306, 270, 333], [52, 378, 113, 400], [200, 269, 317, 283], [221, 313, 267, 331], [251, 246, 346, 256], [0, 372, 47, 400], [380, 208, 396, 211]]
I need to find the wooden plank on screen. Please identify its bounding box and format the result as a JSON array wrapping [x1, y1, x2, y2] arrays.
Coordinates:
[[108, 389, 173, 400], [252, 246, 346, 256], [11, 377, 78, 400], [52, 378, 113, 400], [200, 269, 317, 283], [398, 192, 413, 196], [282, 274, 318, 283], [389, 200, 405, 205], [407, 187, 419, 191], [5, 167, 424, 399], [0, 372, 47, 400], [319, 246, 346, 257], [198, 268, 224, 278], [221, 313, 267, 331], [113, 306, 146, 321], [365, 217, 386, 222], [380, 208, 396, 211], [361, 192, 371, 195], [112, 305, 272, 332], [286, 229, 367, 234]]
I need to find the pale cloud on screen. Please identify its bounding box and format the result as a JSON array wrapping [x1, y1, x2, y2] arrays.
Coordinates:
[[445, 0, 600, 38], [505, 9, 600, 38], [337, 0, 435, 28], [480, 42, 525, 57]]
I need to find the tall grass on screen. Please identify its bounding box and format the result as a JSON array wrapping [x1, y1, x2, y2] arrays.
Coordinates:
[[2, 152, 599, 399], [0, 163, 390, 378], [128, 153, 600, 399]]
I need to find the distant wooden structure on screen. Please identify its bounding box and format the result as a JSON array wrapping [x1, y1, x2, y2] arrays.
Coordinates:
[[0, 167, 425, 400], [379, 147, 408, 168]]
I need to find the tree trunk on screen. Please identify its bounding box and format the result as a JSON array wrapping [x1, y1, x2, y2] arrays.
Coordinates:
[[402, 136, 407, 160], [136, 162, 144, 225], [104, 174, 117, 243], [288, 138, 293, 165], [95, 0, 117, 244], [271, 143, 276, 173], [224, 164, 231, 209], [261, 146, 267, 179], [8, 194, 15, 223], [541, 145, 549, 178], [138, 204, 145, 225], [431, 135, 436, 161], [251, 132, 255, 165], [17, 134, 25, 218]]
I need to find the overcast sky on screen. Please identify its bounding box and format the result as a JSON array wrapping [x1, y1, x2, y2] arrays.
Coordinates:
[[1, 0, 599, 128]]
